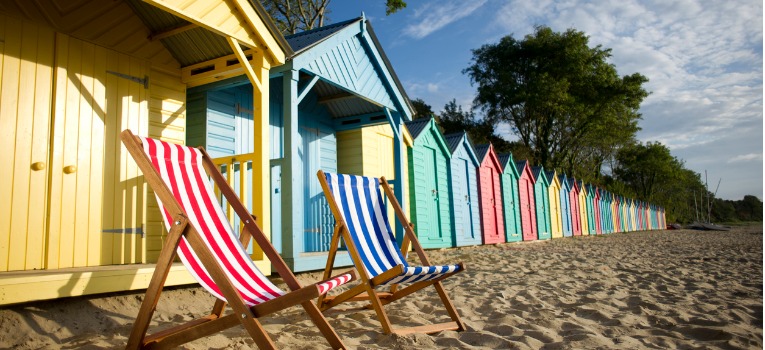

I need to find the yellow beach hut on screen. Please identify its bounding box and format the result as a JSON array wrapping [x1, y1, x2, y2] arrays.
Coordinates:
[[545, 170, 563, 238], [0, 0, 289, 304]]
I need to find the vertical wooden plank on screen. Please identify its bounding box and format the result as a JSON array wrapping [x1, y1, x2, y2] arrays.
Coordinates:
[[47, 32, 67, 270], [72, 39, 95, 268], [86, 44, 107, 267], [101, 49, 118, 266], [25, 22, 55, 270], [0, 16, 21, 271], [58, 35, 83, 268]]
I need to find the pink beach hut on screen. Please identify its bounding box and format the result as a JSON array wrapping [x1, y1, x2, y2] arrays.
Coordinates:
[[475, 144, 505, 244]]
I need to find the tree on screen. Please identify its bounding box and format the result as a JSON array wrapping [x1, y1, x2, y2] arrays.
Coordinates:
[[613, 142, 679, 201], [264, 0, 407, 35], [410, 98, 434, 119], [464, 26, 648, 173]]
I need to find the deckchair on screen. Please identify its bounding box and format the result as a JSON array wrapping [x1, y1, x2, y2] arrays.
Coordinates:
[[120, 130, 354, 350], [316, 170, 467, 335]]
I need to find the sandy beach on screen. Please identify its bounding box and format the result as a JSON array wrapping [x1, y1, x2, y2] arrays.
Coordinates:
[[0, 225, 761, 349]]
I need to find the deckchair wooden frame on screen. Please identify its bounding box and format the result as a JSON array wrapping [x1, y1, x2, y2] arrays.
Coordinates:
[[121, 130, 353, 350], [316, 170, 467, 335]]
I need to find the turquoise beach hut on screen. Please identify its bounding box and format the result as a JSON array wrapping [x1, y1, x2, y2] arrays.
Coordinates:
[[558, 174, 573, 237], [406, 117, 454, 248], [498, 154, 522, 243], [444, 132, 481, 247], [531, 166, 552, 240], [587, 184, 601, 235]]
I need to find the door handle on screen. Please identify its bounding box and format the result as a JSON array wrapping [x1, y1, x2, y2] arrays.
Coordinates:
[[31, 162, 46, 171], [63, 165, 77, 174]]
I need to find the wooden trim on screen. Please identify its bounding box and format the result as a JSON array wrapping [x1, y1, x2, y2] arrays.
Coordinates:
[[149, 23, 198, 42]]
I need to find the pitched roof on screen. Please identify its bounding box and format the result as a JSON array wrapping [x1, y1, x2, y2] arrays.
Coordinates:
[[545, 170, 556, 182], [531, 166, 543, 179], [474, 144, 490, 161], [404, 117, 432, 139], [515, 160, 529, 175], [284, 17, 360, 54], [498, 154, 511, 167], [443, 132, 464, 153]]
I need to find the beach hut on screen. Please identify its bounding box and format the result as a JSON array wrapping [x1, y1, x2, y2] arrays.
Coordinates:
[[531, 166, 552, 240], [578, 180, 592, 235], [568, 178, 582, 236], [516, 161, 538, 241], [611, 193, 620, 233], [590, 185, 603, 235], [602, 189, 613, 234], [336, 124, 413, 240], [0, 0, 290, 304], [620, 196, 629, 232], [660, 207, 667, 230], [558, 174, 573, 237], [498, 153, 523, 243], [546, 170, 564, 239], [259, 16, 415, 271], [444, 132, 482, 247], [475, 144, 506, 244], [629, 198, 637, 232], [406, 118, 453, 248]]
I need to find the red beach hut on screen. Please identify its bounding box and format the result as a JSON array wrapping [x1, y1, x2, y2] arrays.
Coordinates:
[[475, 144, 505, 244]]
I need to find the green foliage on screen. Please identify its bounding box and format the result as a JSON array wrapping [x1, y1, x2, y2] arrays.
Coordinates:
[[464, 26, 648, 174], [385, 0, 407, 15], [410, 98, 434, 119], [264, 0, 407, 35]]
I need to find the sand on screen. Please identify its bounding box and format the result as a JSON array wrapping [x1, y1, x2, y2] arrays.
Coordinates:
[[0, 225, 761, 349]]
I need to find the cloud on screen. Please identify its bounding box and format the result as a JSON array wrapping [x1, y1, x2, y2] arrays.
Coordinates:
[[727, 153, 763, 163], [402, 0, 488, 39]]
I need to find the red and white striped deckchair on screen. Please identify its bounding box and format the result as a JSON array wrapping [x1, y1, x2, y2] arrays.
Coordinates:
[[316, 170, 466, 335], [120, 130, 354, 350]]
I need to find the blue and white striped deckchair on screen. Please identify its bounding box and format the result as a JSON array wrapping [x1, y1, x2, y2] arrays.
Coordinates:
[[317, 170, 466, 335]]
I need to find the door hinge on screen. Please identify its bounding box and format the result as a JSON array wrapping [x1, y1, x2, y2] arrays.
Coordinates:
[[106, 70, 149, 89]]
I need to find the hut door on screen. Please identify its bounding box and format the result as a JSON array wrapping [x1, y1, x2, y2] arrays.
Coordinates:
[[417, 146, 443, 244], [301, 125, 336, 252], [491, 168, 504, 240], [47, 34, 149, 269], [0, 17, 54, 271], [455, 158, 473, 240], [520, 178, 536, 240]]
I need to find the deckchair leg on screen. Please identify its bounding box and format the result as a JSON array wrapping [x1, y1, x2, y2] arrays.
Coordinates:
[[434, 282, 466, 331], [365, 286, 395, 334], [126, 216, 189, 350]]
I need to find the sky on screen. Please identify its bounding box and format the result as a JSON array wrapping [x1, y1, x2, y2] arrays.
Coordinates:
[[328, 0, 763, 201]]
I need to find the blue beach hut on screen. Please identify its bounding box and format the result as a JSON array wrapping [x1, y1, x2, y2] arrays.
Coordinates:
[[558, 174, 573, 237], [444, 132, 482, 247], [191, 16, 414, 272]]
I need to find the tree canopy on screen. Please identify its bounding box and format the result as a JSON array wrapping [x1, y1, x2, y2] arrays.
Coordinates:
[[264, 0, 407, 35], [464, 26, 649, 176]]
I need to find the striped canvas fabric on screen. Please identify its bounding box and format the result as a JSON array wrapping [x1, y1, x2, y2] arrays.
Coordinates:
[[322, 172, 461, 285], [141, 137, 349, 306]]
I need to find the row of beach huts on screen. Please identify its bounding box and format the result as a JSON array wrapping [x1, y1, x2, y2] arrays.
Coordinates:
[[404, 117, 666, 251], [0, 0, 663, 305]]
